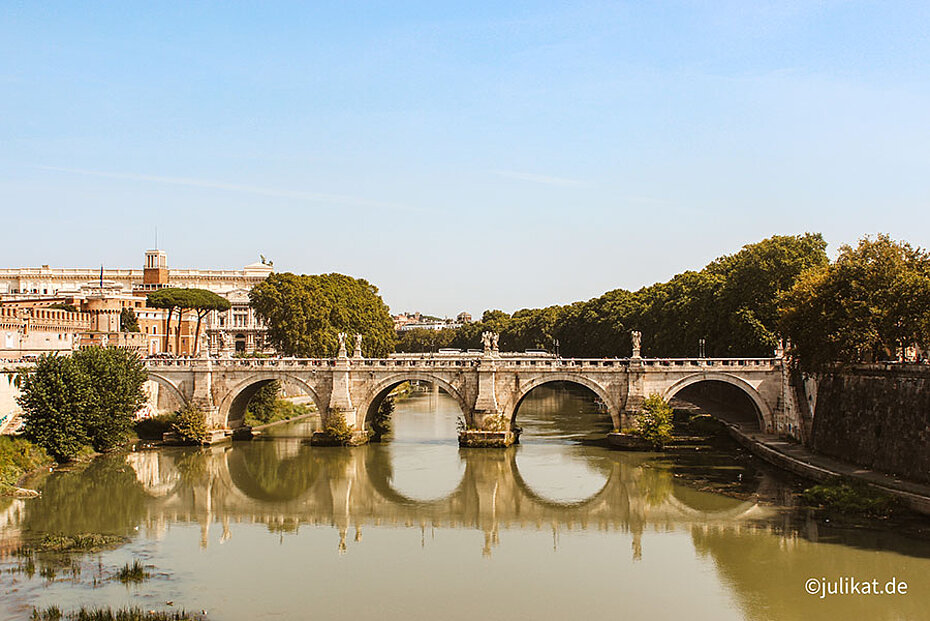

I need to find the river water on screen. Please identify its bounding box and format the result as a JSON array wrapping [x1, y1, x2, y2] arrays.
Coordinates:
[[2, 385, 930, 620]]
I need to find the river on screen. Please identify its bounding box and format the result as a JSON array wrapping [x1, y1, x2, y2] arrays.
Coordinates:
[[2, 385, 929, 620]]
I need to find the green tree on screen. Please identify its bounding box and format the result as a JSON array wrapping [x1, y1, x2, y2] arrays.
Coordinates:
[[634, 393, 674, 448], [72, 347, 147, 452], [395, 327, 456, 353], [780, 234, 930, 369], [120, 307, 140, 332], [17, 349, 147, 460], [249, 273, 395, 357], [17, 355, 92, 461]]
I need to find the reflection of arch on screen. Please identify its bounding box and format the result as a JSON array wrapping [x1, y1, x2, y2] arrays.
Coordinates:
[[225, 442, 320, 502], [219, 373, 326, 429], [511, 450, 614, 509], [364, 445, 468, 507], [358, 373, 469, 428], [145, 373, 188, 413], [508, 374, 617, 428], [666, 486, 760, 520], [663, 373, 770, 430]]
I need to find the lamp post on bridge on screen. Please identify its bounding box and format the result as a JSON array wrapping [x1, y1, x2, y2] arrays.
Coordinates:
[[699, 338, 706, 358]]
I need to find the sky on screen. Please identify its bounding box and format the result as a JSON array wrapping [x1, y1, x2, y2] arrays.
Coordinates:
[[2, 1, 929, 317]]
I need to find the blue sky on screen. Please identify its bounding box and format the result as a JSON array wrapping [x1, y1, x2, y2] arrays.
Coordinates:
[[2, 1, 929, 316]]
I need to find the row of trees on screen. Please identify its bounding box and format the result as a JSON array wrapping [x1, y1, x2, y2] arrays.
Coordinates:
[[398, 234, 830, 358], [243, 234, 927, 370], [394, 234, 930, 369], [17, 348, 148, 461]]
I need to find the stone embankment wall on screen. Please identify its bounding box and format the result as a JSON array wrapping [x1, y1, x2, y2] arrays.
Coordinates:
[[811, 364, 930, 484]]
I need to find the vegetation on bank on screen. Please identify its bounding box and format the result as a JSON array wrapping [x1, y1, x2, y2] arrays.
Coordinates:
[[171, 403, 209, 444], [17, 533, 126, 554], [31, 607, 202, 621], [242, 380, 316, 427], [632, 394, 675, 448], [801, 481, 901, 517], [17, 348, 147, 461], [0, 435, 53, 493]]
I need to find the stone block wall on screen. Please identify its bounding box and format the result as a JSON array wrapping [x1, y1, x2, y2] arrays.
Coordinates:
[[811, 365, 930, 484]]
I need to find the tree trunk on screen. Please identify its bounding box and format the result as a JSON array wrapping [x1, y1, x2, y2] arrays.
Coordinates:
[[176, 308, 185, 355], [163, 307, 174, 354], [193, 309, 208, 356]]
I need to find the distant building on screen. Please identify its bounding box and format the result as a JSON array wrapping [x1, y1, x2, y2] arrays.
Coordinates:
[[0, 249, 274, 357], [393, 310, 473, 332]]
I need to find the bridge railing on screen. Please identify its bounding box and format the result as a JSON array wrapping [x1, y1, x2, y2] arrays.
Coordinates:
[[142, 356, 779, 370]]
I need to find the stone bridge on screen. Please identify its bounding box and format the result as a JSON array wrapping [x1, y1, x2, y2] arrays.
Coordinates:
[[143, 350, 802, 439]]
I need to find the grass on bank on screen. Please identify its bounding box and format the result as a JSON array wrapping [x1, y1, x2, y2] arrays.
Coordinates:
[[801, 481, 900, 517], [31, 606, 203, 621], [16, 533, 126, 555], [0, 435, 54, 494]]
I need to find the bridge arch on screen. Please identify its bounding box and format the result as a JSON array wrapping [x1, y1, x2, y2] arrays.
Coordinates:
[[218, 373, 326, 429], [144, 373, 188, 415], [356, 372, 470, 430], [662, 373, 771, 431], [506, 373, 619, 430]]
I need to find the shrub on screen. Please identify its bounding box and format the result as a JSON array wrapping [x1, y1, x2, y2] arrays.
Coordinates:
[[171, 403, 208, 444], [322, 412, 356, 445], [633, 393, 674, 448]]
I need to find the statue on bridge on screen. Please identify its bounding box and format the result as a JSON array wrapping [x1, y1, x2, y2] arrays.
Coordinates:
[[353, 333, 363, 359], [337, 332, 348, 358], [631, 330, 642, 359], [481, 331, 500, 356]]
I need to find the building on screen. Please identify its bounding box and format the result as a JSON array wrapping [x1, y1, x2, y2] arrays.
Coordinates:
[[0, 249, 274, 357], [393, 311, 473, 332]]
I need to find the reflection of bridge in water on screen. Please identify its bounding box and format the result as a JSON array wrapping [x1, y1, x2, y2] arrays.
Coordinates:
[[126, 443, 778, 556]]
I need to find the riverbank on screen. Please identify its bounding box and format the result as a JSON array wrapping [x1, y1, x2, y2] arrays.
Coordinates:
[[0, 435, 53, 496], [726, 423, 930, 515]]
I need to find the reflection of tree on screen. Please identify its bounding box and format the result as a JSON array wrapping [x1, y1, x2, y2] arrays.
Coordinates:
[[637, 465, 674, 507], [691, 526, 930, 621], [24, 455, 149, 535]]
